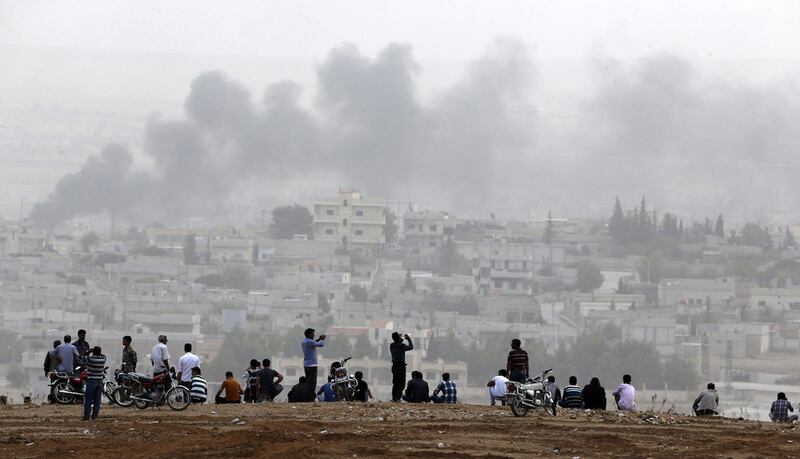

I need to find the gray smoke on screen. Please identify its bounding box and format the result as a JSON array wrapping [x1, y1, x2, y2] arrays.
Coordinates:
[[32, 39, 533, 225], [31, 43, 800, 226]]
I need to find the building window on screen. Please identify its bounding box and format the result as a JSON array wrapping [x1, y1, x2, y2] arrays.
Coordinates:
[[355, 229, 364, 236], [494, 280, 503, 289], [343, 199, 348, 207], [418, 224, 423, 231], [355, 210, 364, 217], [325, 229, 334, 235], [326, 209, 334, 216], [429, 241, 437, 247], [429, 224, 437, 232], [342, 218, 348, 226], [509, 280, 518, 290], [286, 368, 296, 376]]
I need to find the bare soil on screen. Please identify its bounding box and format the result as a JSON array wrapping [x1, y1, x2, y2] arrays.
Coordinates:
[[1, 403, 797, 458]]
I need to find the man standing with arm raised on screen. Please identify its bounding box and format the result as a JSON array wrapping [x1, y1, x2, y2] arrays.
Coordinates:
[[301, 328, 325, 394], [390, 332, 414, 402]]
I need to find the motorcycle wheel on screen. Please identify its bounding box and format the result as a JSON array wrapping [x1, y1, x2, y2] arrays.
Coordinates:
[[111, 387, 134, 407], [333, 384, 347, 402], [134, 397, 151, 409], [51, 381, 76, 405], [543, 400, 556, 416], [166, 387, 190, 411], [509, 397, 529, 417]]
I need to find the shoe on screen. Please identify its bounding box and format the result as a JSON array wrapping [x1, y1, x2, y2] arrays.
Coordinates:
[[82, 418, 90, 421]]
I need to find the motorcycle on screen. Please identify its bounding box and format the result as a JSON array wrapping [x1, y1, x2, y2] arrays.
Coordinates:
[[110, 368, 190, 411], [330, 357, 358, 401], [49, 367, 114, 405], [504, 368, 556, 417]]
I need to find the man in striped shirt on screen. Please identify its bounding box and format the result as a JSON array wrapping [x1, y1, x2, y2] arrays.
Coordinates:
[[559, 376, 584, 408], [190, 367, 208, 403], [83, 346, 106, 421], [506, 339, 529, 383]]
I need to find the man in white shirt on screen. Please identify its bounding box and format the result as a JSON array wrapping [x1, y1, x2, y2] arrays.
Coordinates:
[[612, 374, 636, 411], [151, 335, 171, 375], [487, 369, 511, 406], [176, 343, 200, 390]]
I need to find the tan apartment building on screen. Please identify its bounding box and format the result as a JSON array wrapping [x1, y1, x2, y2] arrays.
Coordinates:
[[313, 189, 386, 257]]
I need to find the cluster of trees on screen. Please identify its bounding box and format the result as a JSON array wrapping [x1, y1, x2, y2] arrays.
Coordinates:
[[425, 330, 699, 390], [609, 197, 725, 246]]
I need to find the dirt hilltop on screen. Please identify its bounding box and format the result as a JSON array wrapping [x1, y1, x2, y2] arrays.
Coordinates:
[[1, 403, 797, 458]]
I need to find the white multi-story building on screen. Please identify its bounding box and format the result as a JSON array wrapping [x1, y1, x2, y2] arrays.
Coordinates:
[[313, 189, 386, 257]]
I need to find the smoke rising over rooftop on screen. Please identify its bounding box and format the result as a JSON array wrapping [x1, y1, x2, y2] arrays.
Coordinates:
[[30, 41, 800, 225]]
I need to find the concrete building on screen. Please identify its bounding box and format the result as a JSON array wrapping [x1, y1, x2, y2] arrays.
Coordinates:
[[313, 189, 386, 257], [659, 278, 736, 307]]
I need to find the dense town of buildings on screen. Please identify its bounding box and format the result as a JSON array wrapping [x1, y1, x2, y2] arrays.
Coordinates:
[[1, 189, 799, 412]]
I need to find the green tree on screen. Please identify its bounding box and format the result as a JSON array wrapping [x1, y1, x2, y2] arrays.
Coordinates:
[[383, 208, 399, 244], [352, 334, 377, 359], [785, 227, 796, 250], [324, 335, 353, 359], [436, 239, 470, 276], [349, 284, 368, 302], [664, 357, 701, 390], [609, 197, 626, 243], [80, 231, 100, 252], [269, 204, 313, 239], [714, 215, 725, 238], [130, 242, 167, 256], [402, 269, 417, 293], [223, 266, 250, 292], [543, 210, 555, 244], [0, 330, 21, 363], [740, 223, 767, 248], [182, 233, 199, 265], [575, 260, 604, 293]]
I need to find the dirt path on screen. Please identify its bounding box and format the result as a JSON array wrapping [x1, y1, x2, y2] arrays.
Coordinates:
[[1, 403, 797, 458]]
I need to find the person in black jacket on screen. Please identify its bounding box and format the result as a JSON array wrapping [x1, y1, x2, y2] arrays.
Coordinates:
[[402, 371, 430, 403], [581, 377, 607, 410]]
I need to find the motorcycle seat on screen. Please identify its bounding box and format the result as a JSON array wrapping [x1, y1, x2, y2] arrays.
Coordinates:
[[130, 372, 154, 382]]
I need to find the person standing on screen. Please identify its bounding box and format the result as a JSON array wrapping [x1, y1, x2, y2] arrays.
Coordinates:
[[431, 372, 458, 404], [390, 332, 414, 402], [560, 376, 584, 408], [177, 343, 200, 390], [43, 339, 60, 376], [506, 339, 529, 383], [121, 335, 137, 373], [301, 328, 325, 393], [770, 392, 798, 423], [581, 377, 607, 410], [73, 329, 91, 365], [242, 359, 261, 403], [488, 369, 510, 406], [190, 367, 208, 404], [151, 335, 170, 375], [612, 374, 636, 411], [257, 358, 285, 402], [55, 335, 80, 374], [82, 346, 106, 421], [693, 382, 719, 416]]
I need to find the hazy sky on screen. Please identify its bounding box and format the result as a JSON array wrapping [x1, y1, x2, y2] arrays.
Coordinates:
[[4, 1, 800, 225], [2, 0, 799, 60]]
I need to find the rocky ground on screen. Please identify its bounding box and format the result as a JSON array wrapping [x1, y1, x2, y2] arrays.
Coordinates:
[[0, 402, 797, 458]]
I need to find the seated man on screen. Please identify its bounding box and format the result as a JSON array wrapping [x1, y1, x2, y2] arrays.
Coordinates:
[[257, 358, 284, 402], [559, 376, 583, 408], [402, 371, 430, 403], [190, 367, 208, 404], [430, 372, 457, 404], [770, 392, 799, 423], [288, 376, 312, 403], [317, 376, 338, 402], [353, 371, 373, 402], [214, 371, 242, 404], [692, 383, 719, 416], [487, 369, 510, 406]]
